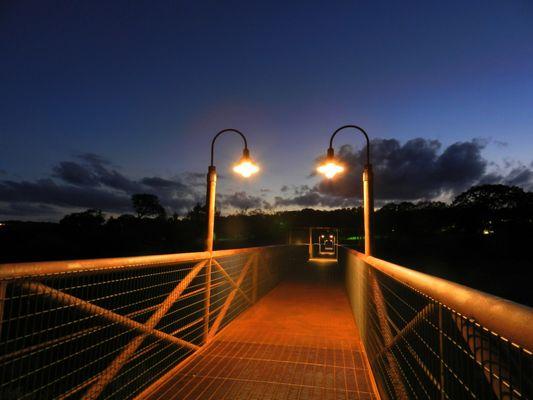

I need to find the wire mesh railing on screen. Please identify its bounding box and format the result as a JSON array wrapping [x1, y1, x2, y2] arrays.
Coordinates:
[[0, 245, 302, 400], [341, 246, 533, 400]]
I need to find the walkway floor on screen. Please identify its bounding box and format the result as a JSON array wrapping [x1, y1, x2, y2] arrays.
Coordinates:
[[145, 261, 378, 400]]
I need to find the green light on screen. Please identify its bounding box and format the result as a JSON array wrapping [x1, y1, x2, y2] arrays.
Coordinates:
[[346, 236, 363, 241]]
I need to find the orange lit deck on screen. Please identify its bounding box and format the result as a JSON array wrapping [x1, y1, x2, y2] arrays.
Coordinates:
[[143, 262, 378, 400]]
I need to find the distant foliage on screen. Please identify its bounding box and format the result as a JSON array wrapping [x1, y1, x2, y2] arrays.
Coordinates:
[[452, 184, 531, 210], [131, 193, 166, 219], [2, 184, 532, 262], [2, 184, 531, 305], [60, 209, 105, 229]]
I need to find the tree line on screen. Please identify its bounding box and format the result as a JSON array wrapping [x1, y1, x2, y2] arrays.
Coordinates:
[[2, 184, 531, 304], [1, 184, 531, 263]]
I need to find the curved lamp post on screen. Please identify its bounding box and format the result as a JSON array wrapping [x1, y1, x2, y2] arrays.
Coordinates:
[[317, 125, 374, 255], [206, 129, 259, 252]]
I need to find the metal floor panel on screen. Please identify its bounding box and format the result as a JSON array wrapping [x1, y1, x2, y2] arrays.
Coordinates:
[[145, 263, 378, 400]]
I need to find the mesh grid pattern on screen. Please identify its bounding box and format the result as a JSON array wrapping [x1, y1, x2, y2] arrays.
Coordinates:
[[341, 247, 533, 400], [0, 246, 300, 399]]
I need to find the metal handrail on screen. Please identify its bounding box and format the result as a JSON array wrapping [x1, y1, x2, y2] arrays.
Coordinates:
[[0, 245, 299, 400], [0, 245, 285, 279], [343, 247, 533, 351], [341, 246, 533, 399]]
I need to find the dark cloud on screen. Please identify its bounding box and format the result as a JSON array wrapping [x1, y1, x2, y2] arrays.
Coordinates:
[[482, 166, 533, 191], [53, 161, 99, 187], [1, 154, 204, 220], [140, 177, 187, 190], [316, 138, 489, 200], [3, 141, 531, 220], [52, 155, 142, 192], [0, 179, 131, 211], [0, 202, 62, 218], [222, 191, 265, 211], [275, 138, 533, 208], [504, 167, 533, 189], [274, 185, 354, 208]]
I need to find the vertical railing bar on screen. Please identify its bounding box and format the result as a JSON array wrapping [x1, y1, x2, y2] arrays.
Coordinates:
[[499, 338, 504, 399], [439, 302, 445, 400], [472, 320, 477, 396], [518, 348, 523, 399], [505, 341, 512, 399], [203, 258, 212, 344], [491, 330, 496, 397]]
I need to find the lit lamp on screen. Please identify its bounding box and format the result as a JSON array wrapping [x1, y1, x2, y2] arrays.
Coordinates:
[[317, 147, 345, 178], [317, 125, 374, 255], [206, 129, 259, 252]]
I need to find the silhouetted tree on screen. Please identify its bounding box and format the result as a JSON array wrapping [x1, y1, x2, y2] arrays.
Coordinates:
[[131, 194, 166, 219], [185, 203, 206, 222], [452, 184, 528, 210], [452, 185, 532, 235], [60, 209, 105, 228], [185, 203, 220, 222]]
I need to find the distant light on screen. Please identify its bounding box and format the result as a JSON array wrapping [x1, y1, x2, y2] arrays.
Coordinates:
[[482, 229, 494, 235], [346, 235, 363, 241], [0, 223, 5, 228], [317, 161, 344, 179]]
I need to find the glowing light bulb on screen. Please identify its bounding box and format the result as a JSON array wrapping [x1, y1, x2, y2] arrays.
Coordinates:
[[317, 161, 344, 179], [233, 160, 259, 178]]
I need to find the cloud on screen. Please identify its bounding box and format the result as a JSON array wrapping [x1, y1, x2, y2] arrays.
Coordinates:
[[53, 161, 100, 187], [222, 191, 267, 211], [274, 185, 355, 208], [0, 179, 131, 212], [0, 202, 63, 219], [316, 138, 489, 200], [2, 140, 532, 220], [52, 155, 142, 192], [140, 177, 187, 190], [1, 154, 203, 220], [275, 138, 533, 207], [482, 165, 533, 191]]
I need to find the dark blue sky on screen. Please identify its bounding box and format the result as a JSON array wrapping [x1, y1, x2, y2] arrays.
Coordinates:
[[1, 1, 532, 219]]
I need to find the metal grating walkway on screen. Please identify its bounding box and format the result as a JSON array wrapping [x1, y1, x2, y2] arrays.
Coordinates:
[[143, 261, 378, 400]]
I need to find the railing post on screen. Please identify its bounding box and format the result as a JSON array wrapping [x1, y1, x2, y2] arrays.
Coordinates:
[[205, 166, 217, 252], [363, 165, 374, 256], [308, 227, 313, 259], [204, 258, 212, 343], [438, 303, 445, 400]]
